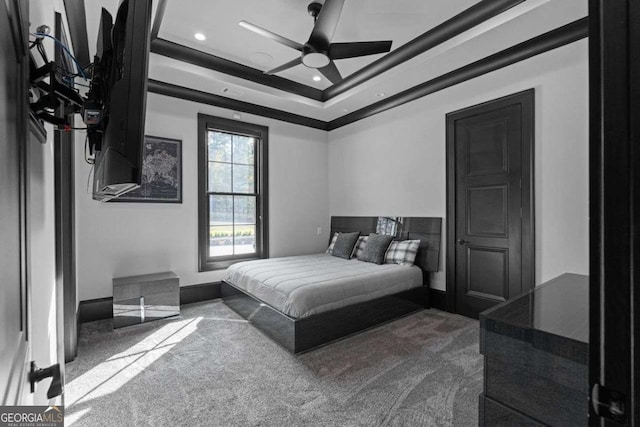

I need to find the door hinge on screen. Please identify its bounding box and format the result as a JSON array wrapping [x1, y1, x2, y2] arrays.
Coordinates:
[[591, 383, 626, 423]]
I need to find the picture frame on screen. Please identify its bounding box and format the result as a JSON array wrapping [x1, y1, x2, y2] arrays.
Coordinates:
[[112, 135, 182, 203]]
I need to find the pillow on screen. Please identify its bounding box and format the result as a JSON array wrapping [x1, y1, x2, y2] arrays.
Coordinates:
[[351, 235, 369, 259], [385, 240, 421, 266], [331, 232, 361, 259], [357, 233, 394, 264], [325, 233, 339, 254]]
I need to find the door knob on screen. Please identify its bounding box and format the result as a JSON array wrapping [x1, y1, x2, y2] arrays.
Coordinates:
[[457, 239, 468, 245]]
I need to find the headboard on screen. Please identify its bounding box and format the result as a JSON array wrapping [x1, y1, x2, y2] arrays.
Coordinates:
[[330, 216, 443, 281]]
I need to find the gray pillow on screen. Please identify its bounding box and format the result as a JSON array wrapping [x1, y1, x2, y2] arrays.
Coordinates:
[[358, 233, 394, 264], [331, 232, 360, 259]]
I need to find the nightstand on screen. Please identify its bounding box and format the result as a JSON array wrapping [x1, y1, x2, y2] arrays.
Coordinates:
[[113, 272, 180, 328]]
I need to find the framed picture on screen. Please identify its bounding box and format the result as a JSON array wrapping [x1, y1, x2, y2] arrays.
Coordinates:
[[113, 135, 182, 203]]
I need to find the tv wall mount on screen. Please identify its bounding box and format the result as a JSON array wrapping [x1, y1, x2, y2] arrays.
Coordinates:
[[29, 27, 103, 154]]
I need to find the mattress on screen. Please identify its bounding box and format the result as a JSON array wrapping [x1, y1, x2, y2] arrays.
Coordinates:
[[225, 253, 423, 319]]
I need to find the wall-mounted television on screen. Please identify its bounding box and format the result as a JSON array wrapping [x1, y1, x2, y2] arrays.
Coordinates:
[[89, 0, 152, 201]]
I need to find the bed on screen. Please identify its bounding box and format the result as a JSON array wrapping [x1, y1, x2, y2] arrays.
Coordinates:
[[221, 216, 442, 353]]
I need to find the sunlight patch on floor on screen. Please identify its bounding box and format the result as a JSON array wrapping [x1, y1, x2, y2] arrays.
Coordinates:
[[65, 317, 202, 411]]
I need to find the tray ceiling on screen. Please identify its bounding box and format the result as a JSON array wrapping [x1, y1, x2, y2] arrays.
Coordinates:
[[83, 0, 588, 124], [157, 0, 478, 89]]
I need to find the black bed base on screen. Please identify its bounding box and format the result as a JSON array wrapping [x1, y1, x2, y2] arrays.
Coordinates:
[[221, 281, 430, 354]]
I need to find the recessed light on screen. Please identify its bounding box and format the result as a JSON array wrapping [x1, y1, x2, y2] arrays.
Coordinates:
[[249, 52, 273, 66], [342, 108, 349, 113], [313, 75, 322, 82], [376, 92, 386, 98], [232, 112, 242, 120], [194, 33, 206, 41], [221, 87, 244, 98]]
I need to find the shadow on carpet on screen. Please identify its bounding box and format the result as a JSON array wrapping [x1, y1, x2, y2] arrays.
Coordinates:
[[65, 300, 483, 427]]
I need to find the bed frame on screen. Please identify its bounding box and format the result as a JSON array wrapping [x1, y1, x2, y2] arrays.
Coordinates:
[[221, 216, 442, 353]]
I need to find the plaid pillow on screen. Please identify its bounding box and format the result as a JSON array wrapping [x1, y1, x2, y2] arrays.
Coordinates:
[[384, 240, 421, 266], [351, 235, 369, 259], [325, 232, 339, 254]]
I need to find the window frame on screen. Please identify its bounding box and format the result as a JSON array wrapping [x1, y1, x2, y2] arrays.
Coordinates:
[[197, 114, 269, 271]]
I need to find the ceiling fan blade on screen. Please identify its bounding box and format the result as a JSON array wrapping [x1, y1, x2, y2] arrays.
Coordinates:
[[264, 57, 303, 75], [308, 0, 345, 48], [239, 21, 304, 52], [318, 60, 342, 84], [329, 41, 392, 60]]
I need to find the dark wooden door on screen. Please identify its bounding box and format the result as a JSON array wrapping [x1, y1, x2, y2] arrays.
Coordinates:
[[0, 0, 31, 405], [447, 90, 534, 319]]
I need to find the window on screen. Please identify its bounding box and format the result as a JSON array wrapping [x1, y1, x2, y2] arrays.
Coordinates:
[[198, 114, 268, 271], [376, 217, 402, 236]]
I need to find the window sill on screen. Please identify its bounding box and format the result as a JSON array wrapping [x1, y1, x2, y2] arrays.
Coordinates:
[[199, 256, 262, 272]]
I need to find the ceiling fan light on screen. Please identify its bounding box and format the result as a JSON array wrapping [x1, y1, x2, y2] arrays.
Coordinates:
[[302, 52, 330, 68]]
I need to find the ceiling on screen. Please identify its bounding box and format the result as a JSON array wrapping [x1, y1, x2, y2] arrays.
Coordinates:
[[158, 0, 478, 90], [83, 0, 588, 124]]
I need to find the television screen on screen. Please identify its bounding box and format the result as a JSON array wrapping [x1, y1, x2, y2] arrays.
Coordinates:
[[91, 0, 152, 201]]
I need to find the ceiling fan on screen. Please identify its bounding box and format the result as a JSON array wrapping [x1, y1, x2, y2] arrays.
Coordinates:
[[239, 0, 392, 84]]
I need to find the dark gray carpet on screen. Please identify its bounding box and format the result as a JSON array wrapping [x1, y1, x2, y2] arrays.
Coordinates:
[[65, 300, 482, 426]]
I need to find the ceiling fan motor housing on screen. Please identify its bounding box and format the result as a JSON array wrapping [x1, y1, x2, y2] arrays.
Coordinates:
[[302, 44, 330, 68]]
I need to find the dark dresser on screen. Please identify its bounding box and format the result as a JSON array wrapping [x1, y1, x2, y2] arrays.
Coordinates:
[[479, 273, 589, 426]]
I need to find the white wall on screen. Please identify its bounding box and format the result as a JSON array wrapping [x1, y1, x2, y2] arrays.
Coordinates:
[[75, 39, 588, 299], [75, 94, 330, 300], [328, 40, 589, 291]]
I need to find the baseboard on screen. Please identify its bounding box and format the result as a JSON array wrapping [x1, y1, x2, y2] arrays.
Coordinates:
[[65, 309, 80, 363], [78, 297, 113, 323], [78, 282, 222, 324], [429, 288, 449, 311], [180, 281, 221, 305]]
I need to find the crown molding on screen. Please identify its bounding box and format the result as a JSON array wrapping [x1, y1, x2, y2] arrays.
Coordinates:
[[150, 18, 587, 132], [150, 38, 325, 101], [328, 17, 588, 130], [147, 79, 329, 130], [149, 0, 525, 102]]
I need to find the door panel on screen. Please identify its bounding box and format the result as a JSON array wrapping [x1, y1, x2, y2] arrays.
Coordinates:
[[467, 246, 508, 302], [447, 90, 534, 319], [0, 0, 31, 406], [466, 119, 509, 176], [467, 185, 507, 236]]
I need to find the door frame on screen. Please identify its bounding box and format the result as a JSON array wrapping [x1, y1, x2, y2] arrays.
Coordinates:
[[588, 0, 639, 423], [53, 11, 77, 364], [445, 89, 535, 313]]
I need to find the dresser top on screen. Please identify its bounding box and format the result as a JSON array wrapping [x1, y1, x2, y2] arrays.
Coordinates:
[[480, 273, 589, 362]]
